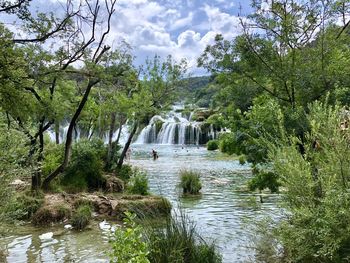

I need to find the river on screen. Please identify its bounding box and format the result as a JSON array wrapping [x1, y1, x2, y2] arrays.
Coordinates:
[[0, 145, 280, 263]]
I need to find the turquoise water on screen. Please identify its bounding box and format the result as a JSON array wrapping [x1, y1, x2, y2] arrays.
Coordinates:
[[0, 145, 280, 263]]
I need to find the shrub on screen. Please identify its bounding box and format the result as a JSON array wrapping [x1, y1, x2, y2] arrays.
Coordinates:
[[248, 166, 280, 193], [127, 170, 150, 196], [61, 138, 106, 192], [238, 155, 246, 165], [116, 164, 133, 181], [71, 204, 92, 230], [180, 170, 202, 195], [145, 211, 222, 263], [1, 191, 44, 221], [109, 212, 150, 263], [207, 140, 219, 151], [218, 133, 239, 155], [259, 102, 350, 262]]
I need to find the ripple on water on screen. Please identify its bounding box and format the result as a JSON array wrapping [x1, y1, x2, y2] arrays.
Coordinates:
[[0, 144, 280, 263]]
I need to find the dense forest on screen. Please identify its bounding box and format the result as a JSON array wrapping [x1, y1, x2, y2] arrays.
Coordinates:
[[1, 0, 350, 262]]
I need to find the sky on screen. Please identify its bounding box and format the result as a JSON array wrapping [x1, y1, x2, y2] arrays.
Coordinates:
[[4, 0, 254, 75]]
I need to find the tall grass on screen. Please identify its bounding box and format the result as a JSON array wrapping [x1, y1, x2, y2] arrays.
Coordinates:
[[179, 170, 202, 195], [144, 211, 222, 263]]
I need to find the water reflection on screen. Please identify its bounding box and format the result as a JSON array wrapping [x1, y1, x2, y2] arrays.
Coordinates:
[[0, 144, 280, 263]]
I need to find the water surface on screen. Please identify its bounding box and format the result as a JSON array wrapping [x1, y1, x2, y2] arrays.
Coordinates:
[[0, 145, 280, 263]]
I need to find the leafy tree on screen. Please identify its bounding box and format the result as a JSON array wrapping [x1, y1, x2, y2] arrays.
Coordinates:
[[266, 102, 350, 262]]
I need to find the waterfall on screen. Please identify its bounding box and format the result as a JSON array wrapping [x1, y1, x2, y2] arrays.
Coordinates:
[[46, 122, 130, 145], [135, 106, 210, 145]]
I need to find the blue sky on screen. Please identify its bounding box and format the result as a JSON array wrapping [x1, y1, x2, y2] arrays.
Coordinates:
[[5, 0, 253, 74]]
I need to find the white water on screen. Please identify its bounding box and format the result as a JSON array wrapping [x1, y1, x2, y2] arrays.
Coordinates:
[[46, 123, 130, 145], [135, 107, 218, 145]]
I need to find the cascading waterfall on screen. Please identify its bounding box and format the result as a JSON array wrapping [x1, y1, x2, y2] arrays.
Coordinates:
[[135, 107, 218, 145], [46, 122, 130, 145]]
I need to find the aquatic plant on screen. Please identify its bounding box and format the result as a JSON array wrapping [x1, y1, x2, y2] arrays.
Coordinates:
[[180, 170, 202, 195], [113, 196, 171, 220], [239, 155, 246, 165], [71, 204, 92, 230], [207, 140, 219, 151], [144, 210, 222, 263]]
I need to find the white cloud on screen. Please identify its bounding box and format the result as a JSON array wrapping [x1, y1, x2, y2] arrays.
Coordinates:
[[203, 4, 243, 39]]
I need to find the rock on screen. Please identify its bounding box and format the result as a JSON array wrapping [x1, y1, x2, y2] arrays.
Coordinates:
[[104, 175, 124, 193], [39, 232, 53, 240], [53, 230, 65, 237], [64, 224, 73, 230], [9, 179, 29, 190], [99, 220, 111, 230]]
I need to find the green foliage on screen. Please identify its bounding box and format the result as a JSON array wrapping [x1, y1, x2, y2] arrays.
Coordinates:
[[265, 102, 350, 262], [144, 211, 222, 263], [1, 191, 44, 221], [42, 143, 64, 176], [180, 170, 202, 195], [127, 170, 150, 196], [116, 164, 134, 181], [61, 138, 106, 192], [207, 140, 219, 151], [248, 167, 280, 193], [109, 212, 150, 263], [238, 155, 246, 165], [0, 123, 32, 213], [71, 204, 92, 230], [218, 133, 238, 155]]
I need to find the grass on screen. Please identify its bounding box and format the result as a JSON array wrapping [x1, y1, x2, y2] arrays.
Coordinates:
[[127, 170, 150, 195], [144, 210, 222, 263], [179, 170, 202, 195], [32, 203, 71, 225], [71, 204, 92, 230]]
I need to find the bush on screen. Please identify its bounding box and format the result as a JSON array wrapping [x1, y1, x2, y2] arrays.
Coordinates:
[[207, 140, 219, 151], [109, 212, 150, 263], [248, 165, 280, 194], [116, 164, 133, 181], [218, 133, 239, 155], [61, 138, 106, 192], [260, 102, 350, 262], [238, 155, 246, 165], [145, 211, 222, 263], [127, 170, 150, 196], [1, 191, 44, 221], [180, 170, 202, 195], [71, 204, 92, 230]]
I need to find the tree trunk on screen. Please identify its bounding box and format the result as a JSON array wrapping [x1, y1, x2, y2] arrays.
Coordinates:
[[30, 138, 39, 190], [55, 122, 60, 144], [117, 122, 138, 169], [115, 116, 125, 146], [107, 112, 116, 166], [42, 79, 99, 190]]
